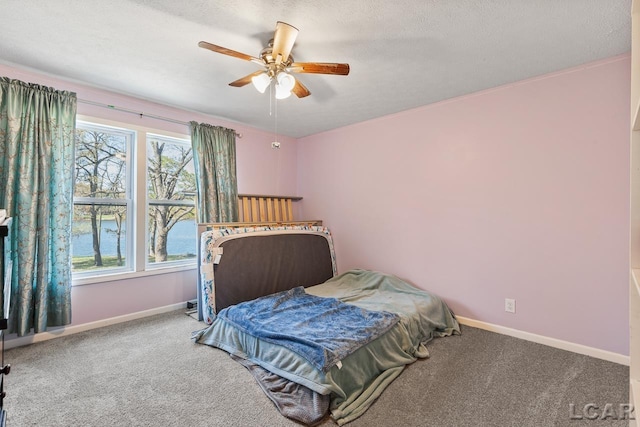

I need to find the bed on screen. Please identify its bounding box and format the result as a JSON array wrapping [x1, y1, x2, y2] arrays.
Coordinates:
[[193, 224, 460, 425]]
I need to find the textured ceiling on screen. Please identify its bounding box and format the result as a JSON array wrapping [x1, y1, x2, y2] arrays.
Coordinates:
[[0, 0, 631, 138]]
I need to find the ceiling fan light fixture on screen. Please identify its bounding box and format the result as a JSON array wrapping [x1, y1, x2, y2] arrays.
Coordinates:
[[251, 72, 271, 93], [275, 84, 292, 99], [276, 71, 296, 92]]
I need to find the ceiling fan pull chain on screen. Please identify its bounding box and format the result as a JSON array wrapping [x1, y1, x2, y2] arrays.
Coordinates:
[[274, 91, 278, 145]]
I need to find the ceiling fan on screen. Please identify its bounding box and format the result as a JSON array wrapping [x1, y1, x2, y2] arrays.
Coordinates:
[[198, 21, 350, 99]]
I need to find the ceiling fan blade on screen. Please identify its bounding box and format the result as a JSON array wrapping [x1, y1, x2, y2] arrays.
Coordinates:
[[229, 70, 266, 87], [198, 41, 261, 63], [291, 79, 311, 98], [289, 62, 350, 75], [272, 21, 298, 63]]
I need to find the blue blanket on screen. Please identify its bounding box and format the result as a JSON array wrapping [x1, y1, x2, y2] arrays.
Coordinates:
[[217, 287, 399, 373]]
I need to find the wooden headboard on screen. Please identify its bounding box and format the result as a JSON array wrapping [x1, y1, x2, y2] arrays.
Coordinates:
[[204, 194, 322, 230], [238, 194, 302, 223]]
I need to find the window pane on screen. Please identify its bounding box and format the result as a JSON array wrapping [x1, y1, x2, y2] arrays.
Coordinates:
[[72, 204, 128, 272], [74, 126, 129, 199], [147, 135, 196, 266], [73, 122, 133, 277], [147, 205, 196, 264], [147, 137, 195, 201]]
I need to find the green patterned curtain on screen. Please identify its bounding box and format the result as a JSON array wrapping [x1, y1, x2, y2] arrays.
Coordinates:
[[189, 122, 239, 223], [0, 77, 76, 336]]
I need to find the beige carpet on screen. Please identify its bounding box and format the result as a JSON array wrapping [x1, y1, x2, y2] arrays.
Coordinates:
[[2, 309, 630, 426]]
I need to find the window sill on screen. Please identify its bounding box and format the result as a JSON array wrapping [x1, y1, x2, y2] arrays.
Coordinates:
[[72, 263, 197, 287]]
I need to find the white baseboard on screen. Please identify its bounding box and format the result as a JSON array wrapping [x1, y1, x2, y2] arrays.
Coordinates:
[[456, 316, 629, 366], [4, 306, 629, 366], [4, 302, 188, 350]]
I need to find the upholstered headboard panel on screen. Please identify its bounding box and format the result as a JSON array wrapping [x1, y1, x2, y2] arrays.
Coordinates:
[[198, 226, 337, 324]]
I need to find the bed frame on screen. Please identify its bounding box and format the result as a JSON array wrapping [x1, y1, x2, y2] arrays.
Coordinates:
[[196, 195, 335, 323], [237, 193, 302, 223]]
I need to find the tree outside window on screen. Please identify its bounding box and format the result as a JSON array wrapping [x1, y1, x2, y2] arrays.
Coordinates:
[[72, 124, 131, 272], [147, 135, 196, 265]]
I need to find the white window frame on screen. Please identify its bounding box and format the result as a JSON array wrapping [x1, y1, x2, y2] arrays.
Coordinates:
[[72, 116, 196, 287]]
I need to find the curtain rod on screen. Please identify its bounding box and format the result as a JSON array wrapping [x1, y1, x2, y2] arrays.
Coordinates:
[[77, 99, 243, 138]]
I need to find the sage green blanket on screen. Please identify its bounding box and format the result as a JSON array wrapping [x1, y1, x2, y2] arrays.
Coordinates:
[[193, 269, 460, 425]]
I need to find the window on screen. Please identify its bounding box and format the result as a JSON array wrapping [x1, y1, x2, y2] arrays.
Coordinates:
[[72, 120, 196, 280], [146, 134, 196, 266], [72, 123, 133, 274]]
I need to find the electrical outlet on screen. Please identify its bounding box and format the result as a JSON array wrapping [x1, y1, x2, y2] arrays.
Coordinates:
[[505, 298, 516, 313]]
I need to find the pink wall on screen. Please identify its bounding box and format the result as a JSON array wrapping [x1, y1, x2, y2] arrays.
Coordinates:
[[297, 56, 631, 355], [0, 57, 631, 355], [0, 63, 298, 326]]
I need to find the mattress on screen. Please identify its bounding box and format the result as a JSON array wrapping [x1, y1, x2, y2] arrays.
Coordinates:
[[193, 269, 460, 425], [198, 225, 337, 324]]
